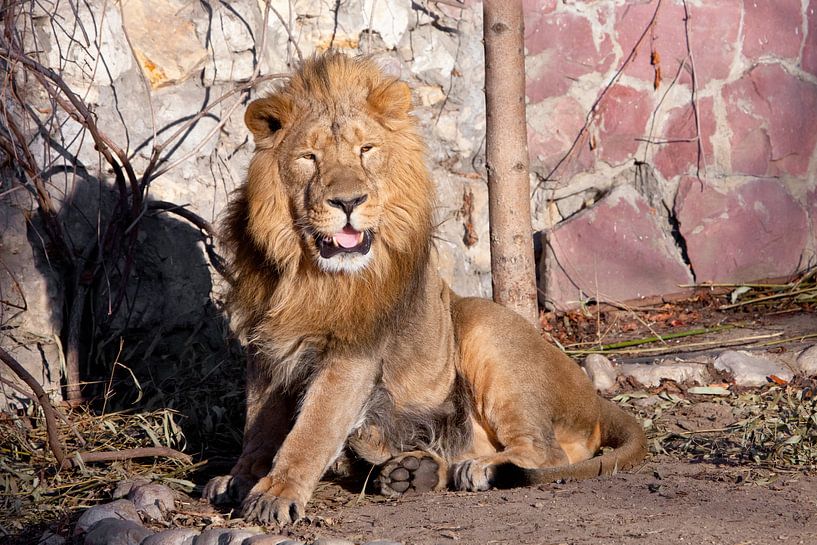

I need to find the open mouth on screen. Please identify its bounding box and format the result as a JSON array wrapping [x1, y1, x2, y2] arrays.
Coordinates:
[[317, 225, 373, 258]]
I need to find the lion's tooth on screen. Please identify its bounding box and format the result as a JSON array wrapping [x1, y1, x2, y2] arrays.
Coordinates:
[[331, 237, 339, 247], [357, 232, 364, 244]]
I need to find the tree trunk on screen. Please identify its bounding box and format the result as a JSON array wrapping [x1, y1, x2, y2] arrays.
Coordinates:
[[482, 0, 539, 325]]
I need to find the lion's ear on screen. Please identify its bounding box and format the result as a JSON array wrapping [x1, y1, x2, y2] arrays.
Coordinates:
[[245, 95, 293, 143], [368, 80, 412, 127]]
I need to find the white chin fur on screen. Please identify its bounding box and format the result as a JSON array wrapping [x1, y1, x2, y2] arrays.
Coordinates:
[[316, 249, 374, 274]]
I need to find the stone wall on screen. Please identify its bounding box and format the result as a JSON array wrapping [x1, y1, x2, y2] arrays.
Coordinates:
[[530, 0, 817, 307], [1, 0, 816, 404]]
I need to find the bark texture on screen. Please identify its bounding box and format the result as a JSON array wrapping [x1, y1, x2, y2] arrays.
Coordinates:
[[482, 0, 539, 325]]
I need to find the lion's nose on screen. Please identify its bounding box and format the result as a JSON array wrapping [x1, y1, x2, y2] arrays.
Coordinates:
[[327, 194, 368, 217]]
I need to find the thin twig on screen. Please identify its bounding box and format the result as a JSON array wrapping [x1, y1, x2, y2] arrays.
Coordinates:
[[78, 447, 191, 464], [269, 0, 303, 62], [567, 331, 783, 357], [680, 0, 706, 182], [593, 324, 733, 351]]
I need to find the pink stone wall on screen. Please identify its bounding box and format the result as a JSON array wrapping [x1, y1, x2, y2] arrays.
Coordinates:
[[527, 0, 817, 309]]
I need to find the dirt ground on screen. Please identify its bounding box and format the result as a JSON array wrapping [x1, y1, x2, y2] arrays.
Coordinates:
[[236, 458, 816, 545]]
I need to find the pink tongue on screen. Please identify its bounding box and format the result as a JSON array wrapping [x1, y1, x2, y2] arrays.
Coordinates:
[[334, 226, 361, 249]]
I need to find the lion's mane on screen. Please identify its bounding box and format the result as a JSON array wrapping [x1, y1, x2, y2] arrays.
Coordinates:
[[223, 53, 436, 387]]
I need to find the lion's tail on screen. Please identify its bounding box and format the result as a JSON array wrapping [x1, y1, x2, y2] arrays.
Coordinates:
[[491, 399, 647, 486]]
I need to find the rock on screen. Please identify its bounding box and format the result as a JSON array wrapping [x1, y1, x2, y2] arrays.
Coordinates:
[[675, 178, 808, 283], [242, 536, 299, 545], [38, 530, 66, 545], [582, 354, 618, 393], [313, 539, 355, 545], [652, 98, 716, 180], [631, 395, 663, 408], [128, 482, 176, 520], [121, 0, 208, 88], [363, 0, 410, 49], [526, 10, 614, 102], [112, 479, 151, 500], [544, 185, 694, 309], [74, 499, 141, 535], [596, 85, 652, 164], [794, 345, 817, 376], [83, 519, 153, 545], [714, 350, 794, 387], [617, 362, 709, 388], [142, 529, 200, 545], [743, 0, 802, 59], [722, 65, 817, 177], [0, 198, 64, 411], [193, 528, 262, 545]]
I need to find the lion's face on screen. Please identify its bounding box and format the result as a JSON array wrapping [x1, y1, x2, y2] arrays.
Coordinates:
[[241, 55, 427, 276], [276, 112, 390, 274]]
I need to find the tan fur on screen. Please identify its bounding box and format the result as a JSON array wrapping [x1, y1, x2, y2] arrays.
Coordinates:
[[203, 53, 647, 525]]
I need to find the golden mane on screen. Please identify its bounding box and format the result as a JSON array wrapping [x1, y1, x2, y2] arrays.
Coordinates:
[[223, 53, 434, 357]]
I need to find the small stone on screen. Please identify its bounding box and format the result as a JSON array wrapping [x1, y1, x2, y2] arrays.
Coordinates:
[[83, 519, 153, 545], [141, 528, 200, 545], [193, 528, 261, 545], [311, 539, 355, 545], [617, 362, 709, 388], [128, 482, 176, 520], [631, 395, 663, 408], [582, 354, 618, 392], [795, 345, 817, 376], [243, 536, 298, 545], [74, 499, 141, 535], [112, 480, 150, 500], [715, 350, 794, 387]]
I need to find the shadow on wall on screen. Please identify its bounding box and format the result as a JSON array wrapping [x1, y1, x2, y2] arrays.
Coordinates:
[[19, 170, 246, 455]]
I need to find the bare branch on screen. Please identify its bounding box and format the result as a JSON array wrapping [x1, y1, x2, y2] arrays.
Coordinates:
[[0, 346, 67, 467]]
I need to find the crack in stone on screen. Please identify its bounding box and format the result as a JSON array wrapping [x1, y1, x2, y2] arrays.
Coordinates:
[[665, 202, 696, 283]]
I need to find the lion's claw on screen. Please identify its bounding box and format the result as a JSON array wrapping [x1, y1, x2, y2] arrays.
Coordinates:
[[451, 458, 495, 492], [203, 474, 253, 505], [242, 493, 304, 525]]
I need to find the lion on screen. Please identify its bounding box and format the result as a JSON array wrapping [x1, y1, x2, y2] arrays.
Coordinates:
[[203, 52, 647, 525]]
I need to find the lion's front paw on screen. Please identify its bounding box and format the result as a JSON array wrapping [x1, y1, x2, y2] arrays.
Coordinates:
[[203, 474, 253, 505], [375, 451, 446, 495], [451, 458, 496, 492], [242, 491, 304, 525]]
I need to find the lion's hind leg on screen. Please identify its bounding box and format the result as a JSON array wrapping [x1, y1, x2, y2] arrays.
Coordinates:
[[375, 451, 449, 495]]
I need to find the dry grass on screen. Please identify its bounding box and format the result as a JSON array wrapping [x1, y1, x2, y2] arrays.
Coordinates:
[[617, 384, 817, 473], [0, 406, 197, 534]]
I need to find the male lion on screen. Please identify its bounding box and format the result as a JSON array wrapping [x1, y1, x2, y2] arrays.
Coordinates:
[[204, 52, 646, 525]]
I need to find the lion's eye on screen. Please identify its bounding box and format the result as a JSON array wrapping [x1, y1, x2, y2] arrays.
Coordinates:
[[300, 152, 317, 161], [359, 144, 374, 156]]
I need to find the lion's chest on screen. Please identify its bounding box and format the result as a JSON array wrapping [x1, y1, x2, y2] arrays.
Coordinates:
[[253, 334, 328, 390]]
